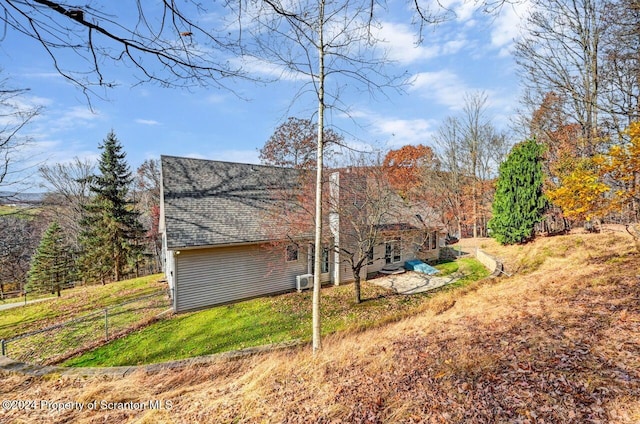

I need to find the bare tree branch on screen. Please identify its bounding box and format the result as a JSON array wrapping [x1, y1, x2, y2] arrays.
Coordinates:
[[0, 0, 247, 96]]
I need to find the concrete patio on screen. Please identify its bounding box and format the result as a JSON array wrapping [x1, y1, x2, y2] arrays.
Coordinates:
[[368, 270, 461, 295]]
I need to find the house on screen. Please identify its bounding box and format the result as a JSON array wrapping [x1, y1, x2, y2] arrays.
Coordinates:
[[160, 155, 445, 312]]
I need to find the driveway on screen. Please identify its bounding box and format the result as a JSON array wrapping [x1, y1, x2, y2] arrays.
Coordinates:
[[369, 271, 460, 294]]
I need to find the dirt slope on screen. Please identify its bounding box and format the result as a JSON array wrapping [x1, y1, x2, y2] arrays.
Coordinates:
[[1, 231, 639, 423]]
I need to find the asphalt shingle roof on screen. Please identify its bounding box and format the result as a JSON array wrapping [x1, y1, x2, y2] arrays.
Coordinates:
[[161, 156, 306, 249]]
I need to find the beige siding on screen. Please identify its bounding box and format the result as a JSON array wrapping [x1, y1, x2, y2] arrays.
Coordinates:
[[174, 243, 308, 312]]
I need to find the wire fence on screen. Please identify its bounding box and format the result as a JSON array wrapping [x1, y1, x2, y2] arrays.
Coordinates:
[[0, 289, 171, 365]]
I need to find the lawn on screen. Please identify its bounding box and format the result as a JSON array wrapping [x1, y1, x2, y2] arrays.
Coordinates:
[[0, 274, 166, 340], [0, 275, 169, 364], [64, 257, 489, 367]]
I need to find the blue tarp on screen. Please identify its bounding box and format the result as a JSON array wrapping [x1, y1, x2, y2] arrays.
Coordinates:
[[404, 259, 439, 275]]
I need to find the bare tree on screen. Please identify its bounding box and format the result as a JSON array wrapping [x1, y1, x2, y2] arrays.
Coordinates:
[[514, 0, 605, 154], [0, 215, 45, 294], [430, 117, 466, 237], [431, 92, 509, 238], [0, 80, 41, 194], [600, 0, 640, 133], [39, 157, 95, 250], [265, 152, 431, 305], [133, 159, 162, 273], [329, 157, 420, 304], [236, 0, 412, 353]]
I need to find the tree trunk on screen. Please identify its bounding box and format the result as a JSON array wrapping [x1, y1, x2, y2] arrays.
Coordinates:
[[353, 272, 362, 304], [473, 180, 478, 238], [312, 0, 326, 355]]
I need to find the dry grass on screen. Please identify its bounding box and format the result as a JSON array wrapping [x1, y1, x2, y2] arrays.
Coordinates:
[[2, 231, 639, 423]]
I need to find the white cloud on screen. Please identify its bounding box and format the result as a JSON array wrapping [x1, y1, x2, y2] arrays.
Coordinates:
[[135, 119, 161, 126], [235, 56, 307, 82], [433, 0, 479, 22], [41, 106, 105, 134], [205, 93, 227, 104], [344, 108, 437, 147], [442, 38, 466, 55], [22, 72, 65, 81], [374, 118, 436, 147], [376, 22, 441, 64], [489, 1, 531, 55], [410, 70, 470, 110]]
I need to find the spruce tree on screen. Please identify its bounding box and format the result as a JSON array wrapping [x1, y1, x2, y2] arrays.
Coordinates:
[[488, 138, 547, 245], [79, 131, 144, 283], [27, 221, 73, 296]]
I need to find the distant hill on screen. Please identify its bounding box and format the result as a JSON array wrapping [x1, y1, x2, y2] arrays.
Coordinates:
[[0, 191, 46, 205]]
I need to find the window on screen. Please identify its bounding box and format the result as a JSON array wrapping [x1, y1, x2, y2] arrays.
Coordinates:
[[385, 240, 401, 264], [321, 247, 330, 274], [309, 244, 330, 273], [286, 244, 298, 262], [431, 231, 437, 250]]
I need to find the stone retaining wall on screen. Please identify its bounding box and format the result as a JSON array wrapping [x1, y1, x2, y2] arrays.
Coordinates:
[[473, 247, 504, 277]]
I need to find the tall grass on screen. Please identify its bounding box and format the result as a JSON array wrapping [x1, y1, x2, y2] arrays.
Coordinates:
[[2, 232, 639, 423]]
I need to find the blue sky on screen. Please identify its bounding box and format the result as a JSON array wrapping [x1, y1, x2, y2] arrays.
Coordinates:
[[2, 0, 530, 190]]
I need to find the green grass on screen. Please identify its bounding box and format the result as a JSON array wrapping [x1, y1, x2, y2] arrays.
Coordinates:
[[433, 259, 459, 276], [64, 258, 490, 367], [441, 257, 491, 289], [0, 274, 165, 340], [0, 205, 40, 218]]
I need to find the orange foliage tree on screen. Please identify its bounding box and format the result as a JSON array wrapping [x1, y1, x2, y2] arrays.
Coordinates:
[[530, 92, 584, 187], [259, 117, 342, 169], [382, 144, 437, 199]]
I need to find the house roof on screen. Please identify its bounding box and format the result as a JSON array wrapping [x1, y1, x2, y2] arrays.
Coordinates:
[[161, 156, 306, 249]]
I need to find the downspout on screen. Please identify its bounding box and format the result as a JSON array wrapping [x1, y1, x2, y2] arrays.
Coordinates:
[[329, 172, 341, 285]]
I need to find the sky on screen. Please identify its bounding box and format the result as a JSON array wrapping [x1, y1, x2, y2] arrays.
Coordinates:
[[1, 0, 530, 192]]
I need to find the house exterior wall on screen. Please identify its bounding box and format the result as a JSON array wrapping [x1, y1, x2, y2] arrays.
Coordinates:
[[363, 232, 425, 275], [160, 158, 447, 312], [335, 231, 442, 282], [416, 231, 442, 263], [172, 243, 309, 312]]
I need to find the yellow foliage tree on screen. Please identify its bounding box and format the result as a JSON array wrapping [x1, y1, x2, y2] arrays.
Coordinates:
[[598, 122, 640, 219], [547, 122, 640, 224], [547, 160, 610, 222]]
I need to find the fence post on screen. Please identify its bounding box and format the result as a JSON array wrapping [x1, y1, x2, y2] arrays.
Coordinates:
[[104, 309, 109, 341], [1, 339, 6, 356]]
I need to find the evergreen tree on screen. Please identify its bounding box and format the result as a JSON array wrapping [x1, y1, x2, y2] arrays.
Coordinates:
[[27, 221, 73, 297], [78, 131, 144, 283], [488, 138, 547, 245]]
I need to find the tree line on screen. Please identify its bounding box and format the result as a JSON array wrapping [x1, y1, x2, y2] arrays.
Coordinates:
[[0, 131, 161, 296]]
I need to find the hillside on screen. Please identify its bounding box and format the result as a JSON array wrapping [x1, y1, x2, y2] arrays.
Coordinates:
[[1, 231, 639, 423]]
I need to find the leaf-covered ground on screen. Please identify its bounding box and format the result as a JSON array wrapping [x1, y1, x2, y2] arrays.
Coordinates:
[[1, 230, 639, 423]]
